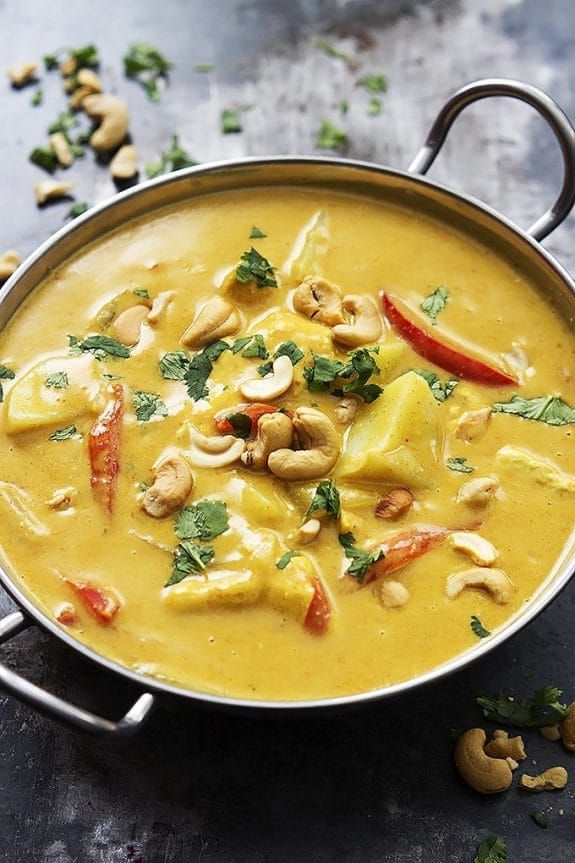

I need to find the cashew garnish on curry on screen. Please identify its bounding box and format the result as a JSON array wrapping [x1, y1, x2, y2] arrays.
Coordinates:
[[0, 188, 574, 700]]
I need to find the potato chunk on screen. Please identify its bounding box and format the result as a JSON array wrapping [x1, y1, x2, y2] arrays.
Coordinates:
[[337, 371, 443, 487], [266, 556, 316, 623], [163, 569, 263, 611], [5, 355, 104, 434]]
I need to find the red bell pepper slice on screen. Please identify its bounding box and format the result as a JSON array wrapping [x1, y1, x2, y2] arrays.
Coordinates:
[[66, 580, 120, 623], [381, 293, 517, 386], [304, 577, 331, 635], [88, 383, 124, 514], [361, 525, 450, 585], [215, 403, 280, 437]]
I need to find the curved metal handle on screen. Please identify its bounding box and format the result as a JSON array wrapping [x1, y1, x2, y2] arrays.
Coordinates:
[[0, 611, 155, 736], [409, 78, 575, 241]]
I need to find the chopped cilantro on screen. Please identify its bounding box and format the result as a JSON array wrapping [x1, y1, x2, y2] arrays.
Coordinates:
[[531, 811, 548, 830], [145, 135, 197, 178], [132, 390, 167, 422], [224, 412, 252, 439], [303, 353, 345, 393], [493, 395, 575, 426], [338, 532, 384, 584], [184, 340, 229, 401], [315, 38, 350, 63], [367, 97, 382, 116], [166, 541, 214, 586], [0, 364, 16, 403], [258, 340, 304, 376], [447, 456, 474, 474], [276, 551, 301, 570], [241, 334, 269, 359], [316, 119, 347, 150], [359, 74, 388, 93], [304, 348, 382, 403], [476, 686, 569, 728], [67, 202, 89, 219], [306, 480, 340, 519], [235, 247, 277, 288], [420, 285, 448, 324], [43, 54, 59, 70], [474, 835, 507, 863], [68, 334, 130, 360], [175, 500, 229, 541], [70, 44, 100, 68], [412, 370, 458, 402], [29, 146, 58, 173], [229, 336, 252, 354], [31, 88, 43, 107], [48, 111, 79, 139], [159, 350, 190, 381], [249, 226, 266, 239], [221, 107, 245, 134], [49, 425, 78, 441], [339, 100, 349, 115], [124, 42, 172, 101], [133, 288, 150, 298], [470, 615, 491, 639], [45, 372, 69, 389]]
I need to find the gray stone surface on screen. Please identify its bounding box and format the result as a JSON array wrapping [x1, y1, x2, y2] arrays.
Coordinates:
[[0, 0, 574, 860]]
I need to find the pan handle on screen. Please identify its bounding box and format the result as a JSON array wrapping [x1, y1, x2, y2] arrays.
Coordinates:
[[0, 610, 155, 736], [408, 78, 575, 242]]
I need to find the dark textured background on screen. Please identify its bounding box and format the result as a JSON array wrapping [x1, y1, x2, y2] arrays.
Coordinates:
[[1, 1, 574, 860]]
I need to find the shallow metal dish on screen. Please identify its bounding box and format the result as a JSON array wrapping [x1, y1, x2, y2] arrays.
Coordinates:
[[1, 79, 574, 736]]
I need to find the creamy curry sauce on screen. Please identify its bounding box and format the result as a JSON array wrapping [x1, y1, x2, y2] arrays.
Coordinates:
[[0, 187, 574, 701]]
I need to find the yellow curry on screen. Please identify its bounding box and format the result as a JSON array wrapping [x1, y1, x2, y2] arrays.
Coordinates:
[[0, 186, 574, 701]]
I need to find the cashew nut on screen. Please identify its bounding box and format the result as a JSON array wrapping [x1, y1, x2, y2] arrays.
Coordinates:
[[76, 68, 103, 92], [378, 580, 409, 608], [59, 57, 77, 77], [446, 568, 514, 604], [293, 518, 321, 546], [112, 304, 149, 346], [457, 476, 500, 507], [454, 728, 514, 794], [375, 488, 413, 521], [69, 85, 96, 110], [7, 61, 37, 86], [335, 396, 358, 425], [331, 294, 383, 348], [293, 276, 345, 326], [240, 355, 294, 402], [147, 291, 174, 325], [540, 724, 561, 742], [110, 144, 138, 180], [519, 767, 568, 792], [240, 412, 293, 469], [484, 730, 526, 761], [49, 132, 73, 167], [34, 180, 74, 205], [181, 297, 241, 348], [83, 94, 129, 152], [450, 532, 499, 566], [0, 250, 20, 283], [268, 407, 340, 481], [187, 427, 245, 468], [455, 407, 492, 442], [142, 453, 193, 519], [561, 701, 575, 751], [46, 486, 77, 511]]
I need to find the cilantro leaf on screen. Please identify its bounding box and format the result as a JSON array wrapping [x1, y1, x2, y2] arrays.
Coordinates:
[[303, 353, 346, 393], [159, 350, 190, 381], [476, 686, 569, 728], [306, 480, 340, 519], [70, 44, 100, 68], [48, 110, 79, 139], [316, 119, 347, 150], [420, 285, 448, 325], [470, 615, 491, 639], [412, 369, 458, 402], [249, 226, 266, 239], [367, 97, 382, 116], [145, 135, 196, 177], [338, 532, 384, 584], [224, 412, 252, 439], [175, 500, 229, 542], [447, 456, 474, 474], [184, 340, 229, 401], [276, 551, 301, 570], [68, 334, 131, 360], [315, 38, 350, 63], [235, 247, 277, 288], [0, 364, 16, 403], [221, 107, 244, 133], [493, 395, 575, 426], [124, 42, 172, 101], [29, 146, 58, 173], [68, 202, 89, 219], [31, 88, 43, 107], [132, 390, 167, 422], [305, 348, 382, 403], [166, 541, 214, 586], [474, 835, 507, 863], [274, 340, 304, 366], [359, 74, 388, 93], [133, 288, 150, 298], [242, 334, 269, 359], [49, 425, 78, 441], [45, 372, 69, 389]]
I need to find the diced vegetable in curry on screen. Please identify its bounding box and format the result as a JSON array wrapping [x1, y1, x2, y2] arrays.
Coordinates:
[[0, 187, 574, 700]]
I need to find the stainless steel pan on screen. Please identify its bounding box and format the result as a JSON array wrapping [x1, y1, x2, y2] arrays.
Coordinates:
[[1, 79, 574, 736]]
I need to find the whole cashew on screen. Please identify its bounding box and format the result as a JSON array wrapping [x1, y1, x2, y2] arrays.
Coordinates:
[[446, 567, 514, 604], [49, 132, 73, 168], [0, 250, 20, 284], [83, 94, 130, 152], [561, 701, 575, 751], [34, 180, 74, 205], [449, 532, 499, 566], [240, 355, 294, 402], [293, 276, 345, 326], [188, 427, 245, 468], [7, 61, 37, 87], [110, 144, 138, 180], [518, 767, 568, 792], [76, 68, 103, 92], [181, 297, 241, 348], [331, 295, 383, 347], [268, 407, 339, 481], [240, 412, 293, 469], [454, 728, 514, 794], [455, 407, 492, 442], [457, 476, 500, 507], [142, 453, 193, 519], [113, 304, 149, 346], [484, 730, 526, 761]]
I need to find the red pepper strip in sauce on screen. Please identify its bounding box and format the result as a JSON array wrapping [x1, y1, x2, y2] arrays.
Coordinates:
[[362, 526, 451, 585], [66, 580, 120, 623], [88, 383, 124, 515], [381, 293, 517, 386], [215, 403, 280, 436], [304, 577, 331, 634]]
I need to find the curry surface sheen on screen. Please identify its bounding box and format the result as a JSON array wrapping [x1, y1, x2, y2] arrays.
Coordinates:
[[0, 186, 574, 701]]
